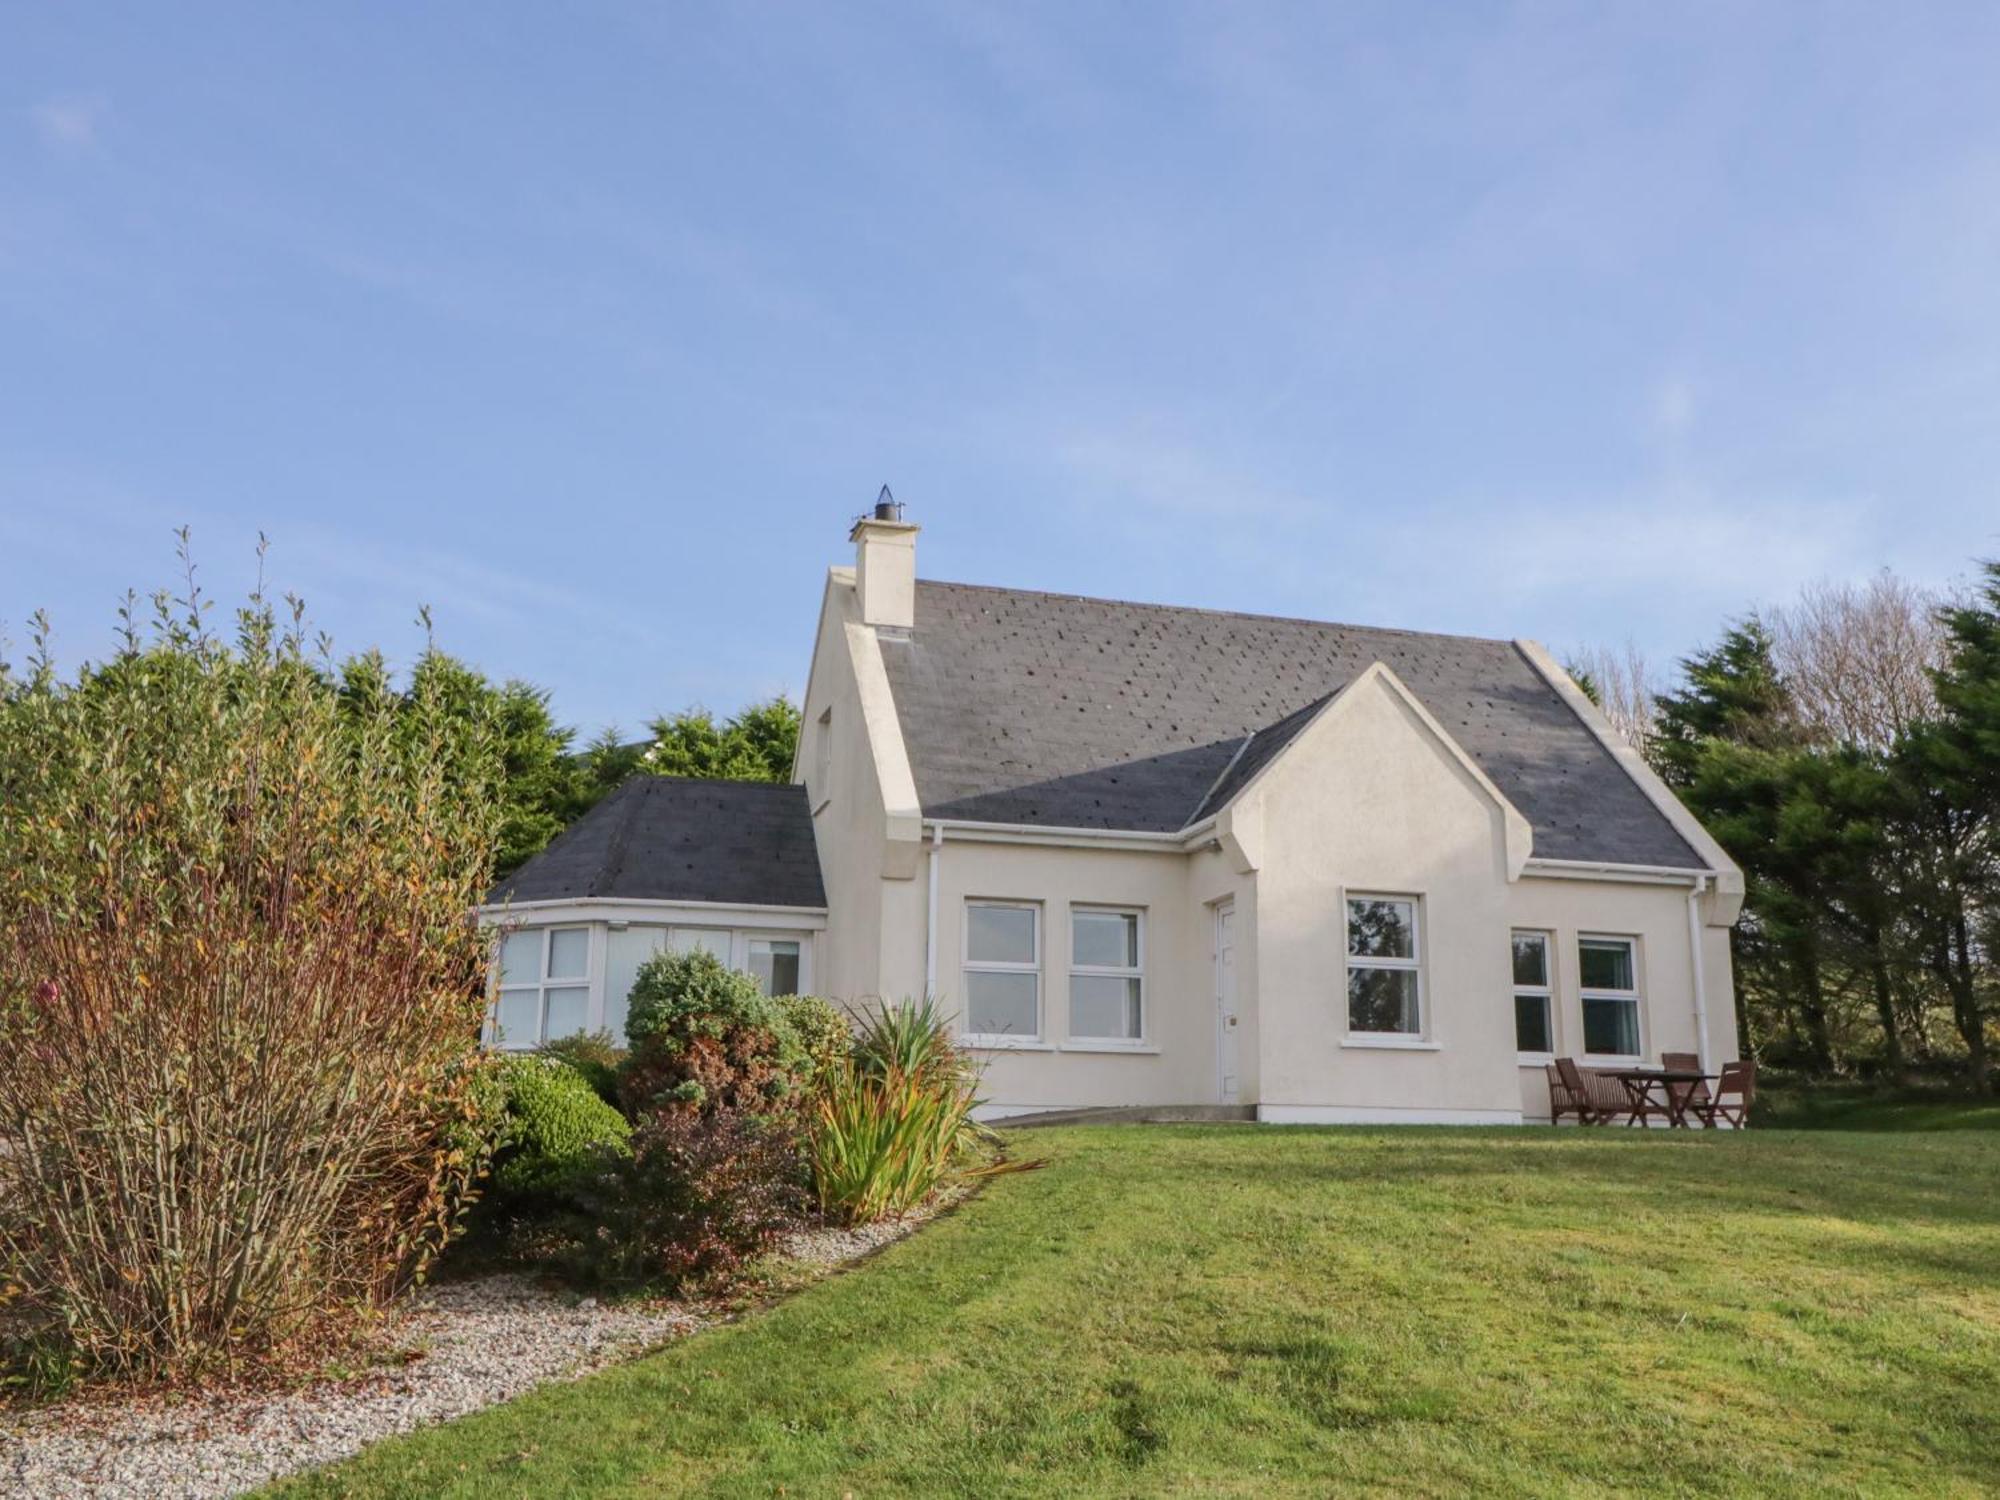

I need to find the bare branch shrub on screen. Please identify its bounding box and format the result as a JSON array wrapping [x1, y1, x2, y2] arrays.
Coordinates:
[[1769, 572, 1948, 749], [1565, 641, 1659, 752], [0, 556, 502, 1382]]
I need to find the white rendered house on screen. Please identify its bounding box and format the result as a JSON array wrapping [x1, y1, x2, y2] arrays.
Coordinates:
[[484, 506, 1743, 1125]]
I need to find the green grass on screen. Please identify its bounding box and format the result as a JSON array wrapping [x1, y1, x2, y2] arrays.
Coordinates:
[[275, 1126, 2000, 1498]]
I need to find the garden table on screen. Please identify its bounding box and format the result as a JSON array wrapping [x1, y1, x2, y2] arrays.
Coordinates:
[[1603, 1067, 1714, 1128]]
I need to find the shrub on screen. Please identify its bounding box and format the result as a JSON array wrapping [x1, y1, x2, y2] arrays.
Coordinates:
[[536, 1030, 625, 1107], [490, 1054, 632, 1209], [805, 999, 991, 1225], [618, 949, 807, 1117], [564, 1108, 804, 1290], [775, 993, 853, 1086], [0, 573, 503, 1382]]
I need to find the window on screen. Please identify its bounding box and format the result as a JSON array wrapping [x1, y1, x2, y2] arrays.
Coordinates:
[[1511, 930, 1554, 1055], [1346, 896, 1421, 1035], [1580, 937, 1641, 1057], [603, 925, 670, 1040], [814, 708, 833, 798], [493, 926, 592, 1048], [1070, 908, 1144, 1041], [963, 901, 1040, 1040], [748, 938, 801, 996]]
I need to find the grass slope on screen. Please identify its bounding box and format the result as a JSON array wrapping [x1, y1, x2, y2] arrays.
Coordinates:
[[278, 1127, 2000, 1498], [1754, 1083, 2000, 1133]]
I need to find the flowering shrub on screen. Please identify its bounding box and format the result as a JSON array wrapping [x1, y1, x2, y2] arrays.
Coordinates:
[[0, 568, 503, 1382]]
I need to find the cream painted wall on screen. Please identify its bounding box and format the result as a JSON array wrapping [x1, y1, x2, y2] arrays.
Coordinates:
[[1506, 878, 1739, 1120], [1236, 670, 1525, 1123], [797, 571, 890, 1005], [922, 837, 1252, 1113]]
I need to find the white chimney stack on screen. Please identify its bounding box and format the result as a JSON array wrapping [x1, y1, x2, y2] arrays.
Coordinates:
[[850, 489, 918, 631]]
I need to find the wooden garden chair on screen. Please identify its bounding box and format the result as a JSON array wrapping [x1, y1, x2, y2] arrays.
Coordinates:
[[1545, 1063, 1584, 1124], [1692, 1059, 1755, 1129], [1554, 1057, 1629, 1126], [1662, 1050, 1712, 1118]]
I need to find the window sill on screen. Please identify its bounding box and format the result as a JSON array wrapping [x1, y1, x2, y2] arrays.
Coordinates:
[[1584, 1055, 1645, 1068], [961, 1037, 1055, 1053], [1058, 1041, 1160, 1055], [1517, 1052, 1556, 1067], [1341, 1036, 1442, 1052]]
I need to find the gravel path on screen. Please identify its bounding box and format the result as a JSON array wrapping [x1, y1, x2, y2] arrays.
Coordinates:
[[0, 1218, 924, 1499]]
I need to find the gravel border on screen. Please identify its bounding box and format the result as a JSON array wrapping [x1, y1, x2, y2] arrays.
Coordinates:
[[0, 1216, 929, 1500]]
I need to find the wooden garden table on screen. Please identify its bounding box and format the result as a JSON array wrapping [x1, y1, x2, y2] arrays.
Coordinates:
[[1604, 1067, 1714, 1128]]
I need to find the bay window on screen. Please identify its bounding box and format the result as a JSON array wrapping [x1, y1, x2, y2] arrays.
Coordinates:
[[493, 926, 592, 1048]]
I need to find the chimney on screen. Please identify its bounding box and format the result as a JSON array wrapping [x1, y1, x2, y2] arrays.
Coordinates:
[[849, 485, 918, 631]]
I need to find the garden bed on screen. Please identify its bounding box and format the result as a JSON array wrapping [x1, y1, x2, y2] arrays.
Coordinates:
[[0, 1215, 921, 1500]]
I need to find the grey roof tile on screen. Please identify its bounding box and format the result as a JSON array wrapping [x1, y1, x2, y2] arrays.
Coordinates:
[[877, 580, 1702, 868], [490, 777, 826, 908]]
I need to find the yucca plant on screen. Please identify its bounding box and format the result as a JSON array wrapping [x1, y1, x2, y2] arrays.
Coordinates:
[[804, 998, 991, 1224]]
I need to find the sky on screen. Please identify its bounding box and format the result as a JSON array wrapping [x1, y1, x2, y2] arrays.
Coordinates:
[[5, 4, 2000, 739]]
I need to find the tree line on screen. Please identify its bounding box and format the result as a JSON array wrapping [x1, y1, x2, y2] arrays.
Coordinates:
[[1571, 563, 2000, 1092]]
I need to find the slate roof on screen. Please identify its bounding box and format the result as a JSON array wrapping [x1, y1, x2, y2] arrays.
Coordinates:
[[875, 580, 1704, 869], [489, 777, 827, 909]]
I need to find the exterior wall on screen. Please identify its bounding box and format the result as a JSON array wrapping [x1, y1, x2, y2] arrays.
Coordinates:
[[1506, 877, 1740, 1121], [924, 838, 1252, 1114], [797, 570, 896, 1005], [1237, 672, 1524, 1124]]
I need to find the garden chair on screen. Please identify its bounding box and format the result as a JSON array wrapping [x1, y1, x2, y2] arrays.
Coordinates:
[[1553, 1057, 1629, 1126], [1692, 1060, 1755, 1129], [1662, 1050, 1712, 1119], [1545, 1063, 1584, 1124]]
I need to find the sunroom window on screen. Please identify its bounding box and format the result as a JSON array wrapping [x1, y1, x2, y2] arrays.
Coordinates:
[[1347, 896, 1421, 1035], [493, 927, 591, 1048]]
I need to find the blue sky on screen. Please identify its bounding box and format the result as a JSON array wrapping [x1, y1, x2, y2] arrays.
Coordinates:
[[5, 5, 1999, 738]]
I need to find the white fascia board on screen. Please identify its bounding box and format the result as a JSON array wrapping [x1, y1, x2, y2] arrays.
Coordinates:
[[1512, 638, 1745, 925], [1201, 662, 1535, 879], [475, 897, 827, 928], [922, 817, 1198, 855], [1521, 858, 1706, 887]]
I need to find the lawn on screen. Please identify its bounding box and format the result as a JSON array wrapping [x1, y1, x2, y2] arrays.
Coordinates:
[[276, 1125, 2000, 1499], [1753, 1081, 2000, 1133]]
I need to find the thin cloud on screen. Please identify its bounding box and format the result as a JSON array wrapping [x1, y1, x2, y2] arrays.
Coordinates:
[[29, 95, 108, 152]]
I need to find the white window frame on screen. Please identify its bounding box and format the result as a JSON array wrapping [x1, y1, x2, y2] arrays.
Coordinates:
[[1579, 933, 1644, 1062], [491, 924, 595, 1050], [1342, 893, 1430, 1046], [744, 933, 808, 996], [961, 899, 1043, 1048], [1066, 905, 1147, 1050], [813, 707, 833, 807], [1511, 928, 1556, 1062]]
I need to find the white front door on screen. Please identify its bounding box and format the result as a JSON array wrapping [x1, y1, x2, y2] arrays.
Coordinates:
[[1214, 901, 1240, 1103]]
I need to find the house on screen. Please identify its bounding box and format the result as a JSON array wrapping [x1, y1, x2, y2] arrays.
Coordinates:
[[483, 504, 1744, 1125]]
